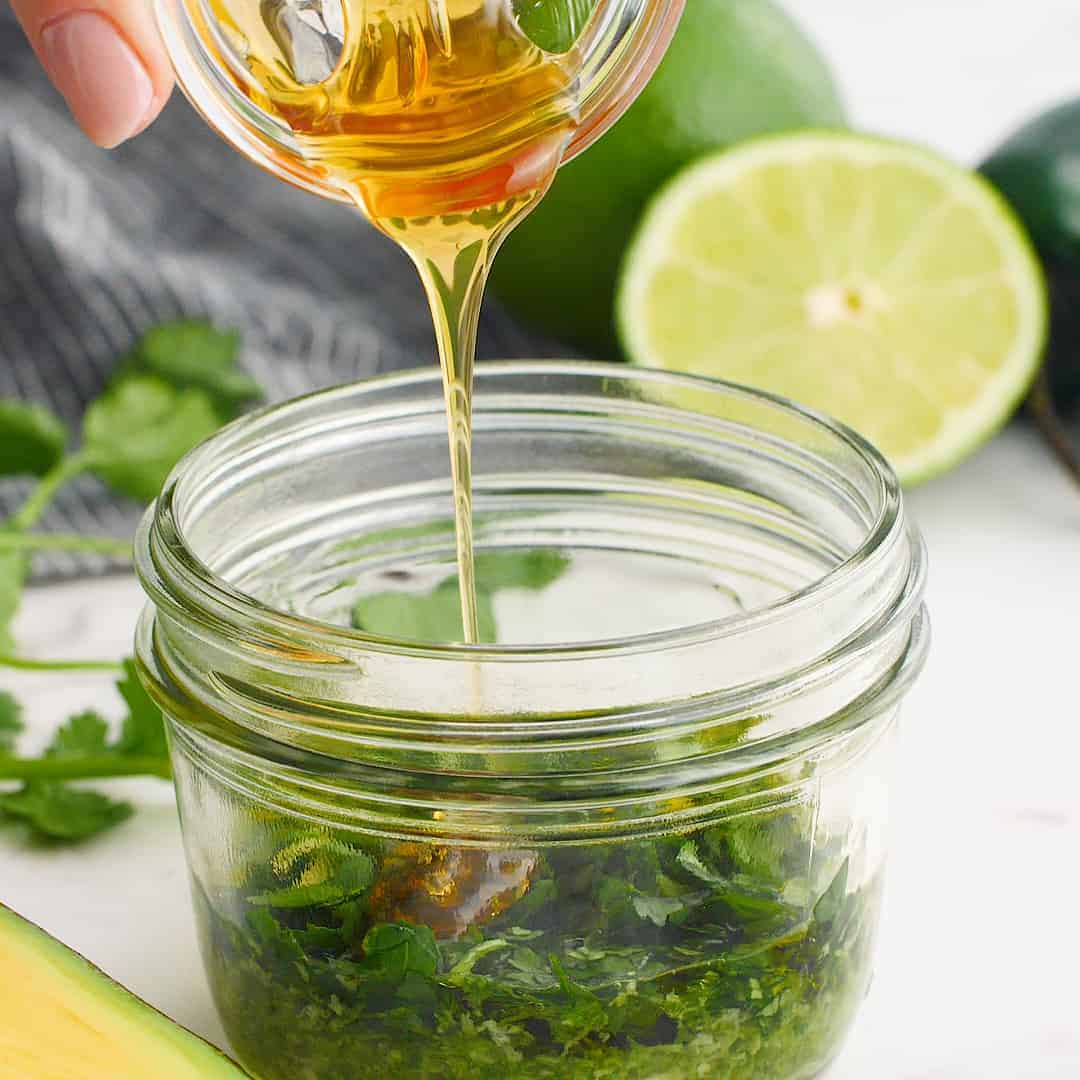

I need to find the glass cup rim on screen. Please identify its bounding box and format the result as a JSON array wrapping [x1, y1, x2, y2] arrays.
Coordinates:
[[153, 0, 686, 207], [139, 360, 917, 664]]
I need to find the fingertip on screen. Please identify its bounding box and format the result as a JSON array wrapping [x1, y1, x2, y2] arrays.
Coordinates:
[[43, 11, 176, 147], [15, 1, 175, 147], [116, 82, 174, 148]]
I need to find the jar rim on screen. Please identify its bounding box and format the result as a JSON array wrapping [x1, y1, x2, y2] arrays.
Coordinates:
[[138, 360, 909, 663]]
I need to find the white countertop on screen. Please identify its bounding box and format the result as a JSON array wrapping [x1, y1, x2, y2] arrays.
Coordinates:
[[5, 3, 1080, 1077]]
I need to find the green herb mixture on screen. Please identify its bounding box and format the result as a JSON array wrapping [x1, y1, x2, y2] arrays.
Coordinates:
[[196, 798, 878, 1080]]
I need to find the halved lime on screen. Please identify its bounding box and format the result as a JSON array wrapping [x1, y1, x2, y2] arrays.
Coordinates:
[[617, 133, 1048, 484]]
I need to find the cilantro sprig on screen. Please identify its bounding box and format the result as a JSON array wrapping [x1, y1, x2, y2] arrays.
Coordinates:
[[0, 320, 258, 663], [0, 319, 259, 842], [0, 662, 170, 842]]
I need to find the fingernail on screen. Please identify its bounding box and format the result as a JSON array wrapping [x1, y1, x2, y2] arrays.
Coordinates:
[[40, 11, 155, 148]]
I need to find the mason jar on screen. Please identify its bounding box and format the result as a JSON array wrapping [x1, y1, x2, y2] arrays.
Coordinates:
[[135, 363, 928, 1080]]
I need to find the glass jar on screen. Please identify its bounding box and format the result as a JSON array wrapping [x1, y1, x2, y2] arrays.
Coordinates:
[[134, 363, 928, 1080]]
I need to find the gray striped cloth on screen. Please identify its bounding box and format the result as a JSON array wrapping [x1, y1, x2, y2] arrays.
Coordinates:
[[0, 11, 563, 578]]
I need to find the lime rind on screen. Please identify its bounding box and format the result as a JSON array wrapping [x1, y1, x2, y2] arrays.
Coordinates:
[[617, 131, 1048, 486]]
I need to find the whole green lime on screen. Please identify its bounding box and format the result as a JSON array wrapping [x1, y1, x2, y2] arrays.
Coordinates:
[[491, 0, 846, 356], [981, 99, 1080, 412]]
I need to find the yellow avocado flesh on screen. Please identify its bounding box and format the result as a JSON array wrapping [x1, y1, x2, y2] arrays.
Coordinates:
[[0, 904, 245, 1078]]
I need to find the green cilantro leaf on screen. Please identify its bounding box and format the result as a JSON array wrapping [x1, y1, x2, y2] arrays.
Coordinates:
[[630, 893, 687, 927], [0, 782, 132, 841], [675, 840, 726, 885], [46, 711, 110, 757], [361, 923, 440, 979], [353, 580, 496, 643], [547, 955, 609, 1050], [0, 400, 68, 477], [474, 550, 570, 591], [702, 796, 816, 889], [0, 323, 253, 624], [351, 549, 568, 643], [249, 883, 356, 910], [0, 691, 23, 755], [0, 658, 169, 845], [0, 322, 249, 837], [115, 658, 168, 759], [120, 321, 260, 417], [82, 375, 222, 502], [250, 852, 376, 910]]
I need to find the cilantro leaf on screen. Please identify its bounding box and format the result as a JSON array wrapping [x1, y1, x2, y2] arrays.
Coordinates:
[[46, 711, 109, 757], [351, 549, 568, 643], [0, 782, 132, 841], [0, 662, 167, 776], [361, 923, 440, 979], [630, 893, 687, 927], [0, 691, 23, 754], [0, 400, 68, 477], [82, 375, 222, 502], [115, 658, 168, 759], [0, 323, 249, 837], [250, 882, 356, 910], [120, 321, 260, 417], [0, 658, 169, 845], [250, 852, 376, 910], [474, 550, 569, 591], [0, 323, 253, 608], [0, 548, 28, 654], [547, 955, 609, 1051], [353, 581, 496, 643], [701, 795, 816, 889], [675, 839, 726, 885]]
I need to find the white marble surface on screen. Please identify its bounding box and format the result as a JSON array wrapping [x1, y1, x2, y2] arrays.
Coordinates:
[[5, 3, 1080, 1077]]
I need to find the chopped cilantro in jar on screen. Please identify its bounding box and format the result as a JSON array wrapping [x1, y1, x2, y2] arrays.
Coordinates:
[[196, 803, 880, 1080]]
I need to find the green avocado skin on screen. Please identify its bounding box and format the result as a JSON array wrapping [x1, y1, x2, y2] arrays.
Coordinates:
[[982, 99, 1080, 412], [0, 902, 248, 1077], [490, 0, 846, 358]]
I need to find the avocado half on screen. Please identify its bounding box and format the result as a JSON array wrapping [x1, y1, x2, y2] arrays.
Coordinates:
[[0, 903, 247, 1077]]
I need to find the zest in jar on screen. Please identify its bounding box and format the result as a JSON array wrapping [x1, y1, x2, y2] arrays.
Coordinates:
[[135, 363, 928, 1080]]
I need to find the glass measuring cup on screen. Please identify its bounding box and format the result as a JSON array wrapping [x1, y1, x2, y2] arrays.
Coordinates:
[[153, 0, 684, 208]]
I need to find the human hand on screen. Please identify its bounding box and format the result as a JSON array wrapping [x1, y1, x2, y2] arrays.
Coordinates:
[[11, 0, 174, 147]]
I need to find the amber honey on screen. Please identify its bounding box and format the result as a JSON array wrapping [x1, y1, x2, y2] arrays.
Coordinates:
[[201, 0, 584, 639]]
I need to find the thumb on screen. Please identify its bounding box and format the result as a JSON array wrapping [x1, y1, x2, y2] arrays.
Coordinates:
[[11, 0, 174, 147]]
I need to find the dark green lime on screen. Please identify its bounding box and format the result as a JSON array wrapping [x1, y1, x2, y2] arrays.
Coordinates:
[[982, 99, 1080, 412], [492, 0, 846, 356]]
